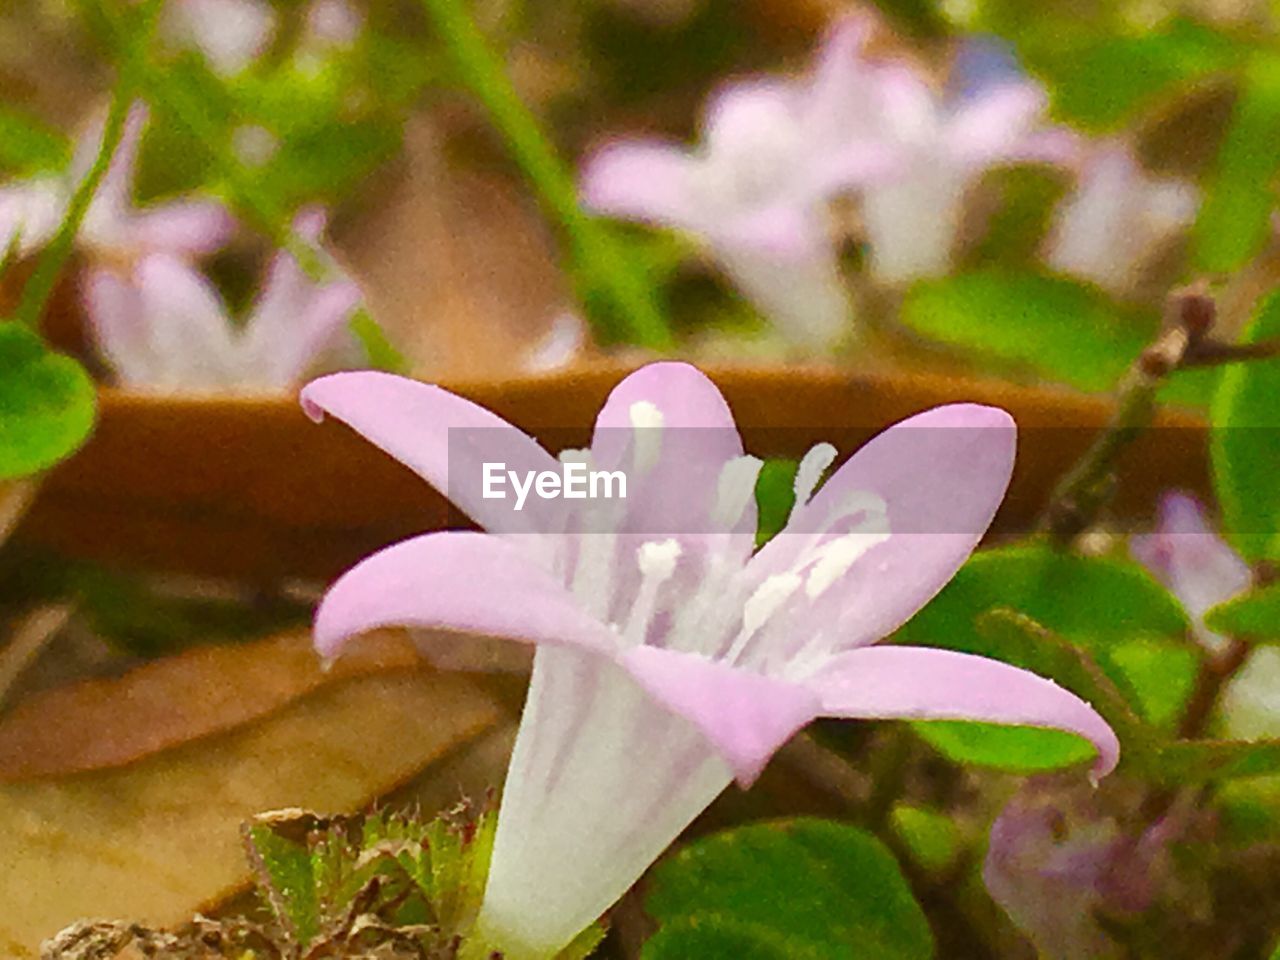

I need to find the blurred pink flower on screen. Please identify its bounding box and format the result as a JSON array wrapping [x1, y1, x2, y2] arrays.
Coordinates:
[[580, 18, 893, 346], [163, 0, 276, 74], [0, 102, 232, 262], [86, 209, 359, 392], [1045, 142, 1197, 293], [985, 779, 1181, 960], [1131, 491, 1251, 660], [302, 361, 1118, 958], [303, 0, 364, 50], [860, 69, 1074, 284]]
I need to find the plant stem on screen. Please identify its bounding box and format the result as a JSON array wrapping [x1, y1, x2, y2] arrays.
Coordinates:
[[77, 0, 407, 371], [11, 8, 153, 330], [1041, 285, 1215, 543], [416, 0, 673, 350]]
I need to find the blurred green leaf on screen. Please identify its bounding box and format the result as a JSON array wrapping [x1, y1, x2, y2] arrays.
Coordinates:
[[74, 566, 308, 657], [643, 921, 800, 960], [0, 107, 70, 175], [0, 323, 96, 480], [134, 53, 234, 202], [897, 544, 1194, 770], [585, 0, 756, 108], [1038, 20, 1238, 132], [899, 269, 1153, 391], [1204, 582, 1280, 639], [1211, 289, 1280, 562], [967, 167, 1069, 269], [1154, 737, 1280, 783], [645, 819, 933, 960], [888, 804, 960, 874], [1193, 54, 1280, 273]]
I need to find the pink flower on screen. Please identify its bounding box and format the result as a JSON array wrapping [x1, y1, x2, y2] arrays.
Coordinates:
[[86, 209, 360, 392], [984, 779, 1182, 960], [1045, 142, 1197, 294], [162, 0, 276, 75], [580, 18, 892, 346], [302, 361, 1119, 958], [1131, 492, 1251, 660], [859, 68, 1074, 284], [0, 103, 232, 262]]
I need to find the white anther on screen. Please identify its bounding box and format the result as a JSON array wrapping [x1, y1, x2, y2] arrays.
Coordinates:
[[638, 538, 682, 579], [803, 530, 891, 599], [791, 443, 837, 520], [629, 401, 665, 473], [712, 455, 764, 529], [622, 538, 683, 646], [558, 447, 592, 467], [724, 572, 803, 663]]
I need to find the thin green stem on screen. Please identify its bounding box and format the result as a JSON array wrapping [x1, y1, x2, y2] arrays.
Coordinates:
[[1041, 285, 1213, 543], [417, 0, 672, 350], [77, 0, 406, 370], [12, 0, 165, 328]]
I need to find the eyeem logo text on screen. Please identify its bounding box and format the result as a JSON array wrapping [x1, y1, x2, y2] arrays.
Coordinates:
[[482, 461, 628, 511]]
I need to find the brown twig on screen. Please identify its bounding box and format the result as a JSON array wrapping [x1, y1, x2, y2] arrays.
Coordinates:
[[1041, 283, 1214, 543]]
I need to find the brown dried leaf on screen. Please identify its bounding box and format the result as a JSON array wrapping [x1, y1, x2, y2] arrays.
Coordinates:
[[0, 668, 502, 957], [0, 629, 421, 781]]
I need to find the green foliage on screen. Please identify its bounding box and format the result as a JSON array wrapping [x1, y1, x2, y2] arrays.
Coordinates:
[[645, 819, 933, 960], [73, 566, 309, 657], [1035, 20, 1239, 132], [0, 106, 70, 175], [643, 920, 799, 959], [1211, 289, 1280, 562], [754, 458, 798, 547], [967, 167, 1069, 270], [350, 308, 410, 374], [897, 544, 1195, 770], [888, 804, 960, 874], [134, 27, 434, 213], [0, 323, 96, 480], [242, 806, 600, 958], [1204, 583, 1280, 639], [899, 269, 1153, 392], [1193, 54, 1280, 273], [1153, 738, 1280, 783]]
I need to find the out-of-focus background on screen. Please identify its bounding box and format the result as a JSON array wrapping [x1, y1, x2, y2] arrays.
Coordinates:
[[2, 0, 1280, 956]]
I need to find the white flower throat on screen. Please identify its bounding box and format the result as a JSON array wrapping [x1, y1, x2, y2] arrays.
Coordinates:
[[560, 403, 890, 680]]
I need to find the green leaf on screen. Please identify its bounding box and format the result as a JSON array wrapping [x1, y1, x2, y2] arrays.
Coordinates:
[[754, 458, 798, 547], [1211, 289, 1280, 562], [888, 804, 960, 874], [1193, 54, 1280, 273], [646, 819, 933, 960], [0, 107, 70, 175], [899, 269, 1153, 392], [1154, 738, 1280, 783], [896, 544, 1194, 770], [0, 323, 96, 480], [914, 719, 1097, 772], [1039, 20, 1238, 132], [643, 920, 802, 960], [1204, 583, 1280, 639], [243, 822, 323, 947]]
